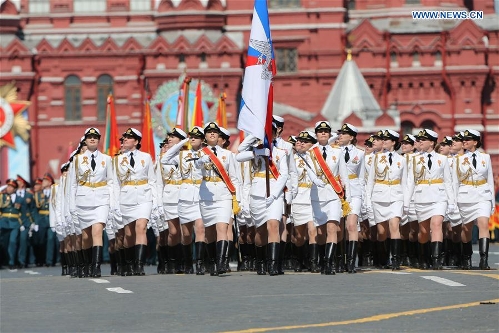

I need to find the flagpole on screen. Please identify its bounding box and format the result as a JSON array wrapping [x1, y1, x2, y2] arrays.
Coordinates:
[[265, 156, 270, 198], [183, 77, 191, 133]]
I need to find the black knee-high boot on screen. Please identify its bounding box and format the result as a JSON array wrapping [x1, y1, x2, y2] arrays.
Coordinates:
[[156, 246, 165, 274], [461, 241, 473, 270], [91, 246, 103, 277], [109, 252, 117, 276], [182, 244, 194, 274], [267, 242, 280, 276], [293, 244, 304, 272], [419, 242, 430, 270], [376, 241, 388, 269], [119, 248, 126, 276], [125, 247, 135, 276], [335, 241, 345, 273], [324, 242, 336, 275], [60, 252, 68, 276], [195, 242, 206, 275], [431, 241, 443, 270], [308, 243, 320, 273], [216, 240, 228, 275], [135, 244, 146, 276], [347, 241, 358, 273], [165, 245, 176, 274], [391, 239, 401, 270], [278, 241, 286, 274], [225, 240, 233, 273], [255, 245, 266, 275], [206, 242, 218, 276], [478, 238, 490, 270]]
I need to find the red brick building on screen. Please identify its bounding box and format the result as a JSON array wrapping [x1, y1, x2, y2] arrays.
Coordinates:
[[0, 0, 498, 179]]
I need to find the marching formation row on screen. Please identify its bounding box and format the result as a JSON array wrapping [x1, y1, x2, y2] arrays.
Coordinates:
[[0, 116, 494, 278]]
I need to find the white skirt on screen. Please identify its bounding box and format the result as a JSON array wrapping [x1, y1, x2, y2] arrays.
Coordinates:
[[401, 202, 418, 226], [250, 195, 283, 229], [77, 205, 108, 230], [120, 202, 152, 226], [416, 202, 447, 222], [348, 197, 362, 217], [163, 203, 179, 221], [200, 199, 232, 227], [311, 199, 341, 226], [71, 215, 82, 236], [373, 201, 403, 224], [459, 201, 492, 225], [236, 215, 254, 227], [446, 209, 462, 227], [178, 199, 201, 225], [291, 203, 314, 227]]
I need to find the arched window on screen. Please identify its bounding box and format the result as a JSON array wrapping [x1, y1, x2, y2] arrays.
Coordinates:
[[97, 75, 113, 121], [401, 121, 415, 136], [65, 75, 81, 121], [421, 120, 436, 131]]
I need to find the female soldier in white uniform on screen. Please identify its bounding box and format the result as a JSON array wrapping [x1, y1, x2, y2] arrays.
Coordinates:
[[156, 128, 186, 274], [153, 138, 168, 274], [337, 123, 364, 273], [236, 125, 289, 276], [452, 130, 494, 270], [195, 122, 241, 276], [307, 121, 350, 275], [447, 132, 465, 266], [69, 128, 113, 278], [291, 131, 319, 272], [162, 126, 206, 275], [438, 136, 456, 266], [112, 128, 157, 276], [399, 134, 419, 268], [365, 130, 407, 270], [405, 129, 455, 270]]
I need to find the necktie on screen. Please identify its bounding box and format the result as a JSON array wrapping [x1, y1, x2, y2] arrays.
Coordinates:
[[323, 147, 327, 160], [388, 152, 393, 166], [344, 147, 350, 163], [472, 153, 476, 168], [130, 152, 135, 168], [212, 147, 217, 157], [91, 154, 96, 171], [427, 154, 432, 170]]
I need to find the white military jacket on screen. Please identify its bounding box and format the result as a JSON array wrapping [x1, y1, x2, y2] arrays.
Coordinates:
[[112, 149, 157, 207], [405, 151, 455, 206], [365, 150, 407, 206], [236, 145, 289, 199], [308, 144, 350, 203], [292, 151, 314, 205], [341, 144, 365, 199], [69, 150, 113, 210], [155, 151, 182, 205], [452, 150, 494, 205], [275, 137, 298, 199], [195, 145, 241, 202], [161, 139, 204, 202]]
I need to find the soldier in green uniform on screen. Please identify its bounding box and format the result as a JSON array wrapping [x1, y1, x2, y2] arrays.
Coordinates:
[[33, 173, 55, 266], [0, 179, 24, 269], [16, 175, 35, 268]]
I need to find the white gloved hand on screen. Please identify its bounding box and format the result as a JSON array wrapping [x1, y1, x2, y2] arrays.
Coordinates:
[[238, 134, 258, 152], [446, 204, 456, 215], [158, 206, 166, 219], [312, 178, 326, 188], [366, 205, 374, 215], [403, 206, 409, 215], [20, 225, 25, 232], [285, 191, 292, 203], [292, 190, 298, 199], [198, 155, 211, 164], [254, 148, 270, 157], [51, 227, 55, 232], [266, 195, 276, 207], [33, 224, 39, 232]]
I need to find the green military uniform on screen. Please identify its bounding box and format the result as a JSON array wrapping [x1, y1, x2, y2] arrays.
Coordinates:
[[33, 189, 51, 265], [17, 188, 35, 267], [0, 191, 23, 268]]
